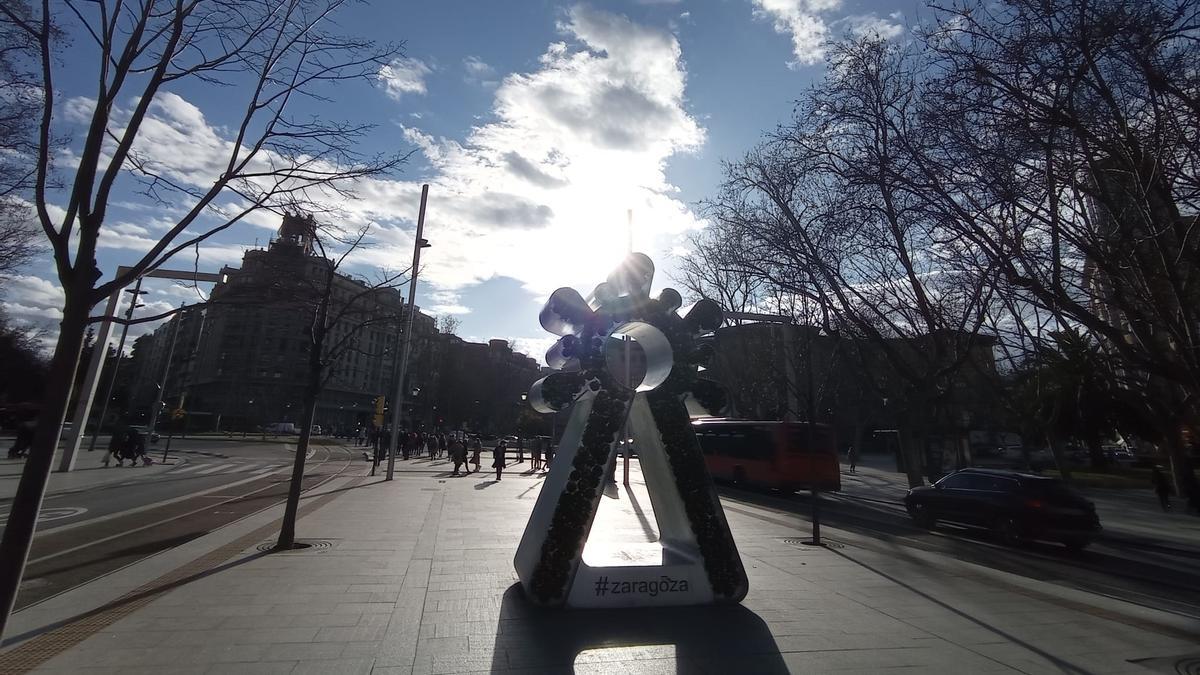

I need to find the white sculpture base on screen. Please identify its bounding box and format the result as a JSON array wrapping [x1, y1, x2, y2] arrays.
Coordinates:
[[514, 393, 736, 608]]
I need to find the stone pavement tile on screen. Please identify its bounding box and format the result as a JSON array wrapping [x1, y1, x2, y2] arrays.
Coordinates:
[[194, 603, 275, 618], [339, 641, 381, 658], [364, 667, 412, 675], [572, 656, 688, 674], [203, 661, 297, 675], [285, 612, 363, 628], [311, 622, 389, 642], [221, 614, 286, 629], [115, 614, 228, 631], [333, 601, 395, 614], [290, 656, 375, 674], [261, 641, 346, 660], [263, 602, 342, 616]]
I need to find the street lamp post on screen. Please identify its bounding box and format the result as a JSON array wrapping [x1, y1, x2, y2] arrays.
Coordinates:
[[86, 277, 146, 455], [387, 184, 430, 481]]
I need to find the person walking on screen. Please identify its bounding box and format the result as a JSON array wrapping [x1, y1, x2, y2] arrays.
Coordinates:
[[492, 439, 508, 481], [847, 445, 858, 474], [449, 436, 467, 475], [470, 435, 482, 473], [516, 436, 525, 463], [531, 436, 543, 472], [103, 422, 127, 467], [1152, 465, 1172, 511], [544, 437, 555, 468], [7, 415, 34, 459]]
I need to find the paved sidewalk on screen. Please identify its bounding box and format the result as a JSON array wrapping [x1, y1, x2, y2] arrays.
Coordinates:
[[0, 455, 1196, 674]]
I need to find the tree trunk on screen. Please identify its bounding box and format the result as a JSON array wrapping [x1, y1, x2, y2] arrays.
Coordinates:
[[0, 292, 90, 637], [276, 380, 319, 551], [1046, 434, 1072, 483], [898, 427, 925, 487], [1163, 424, 1198, 510], [1086, 432, 1108, 473]]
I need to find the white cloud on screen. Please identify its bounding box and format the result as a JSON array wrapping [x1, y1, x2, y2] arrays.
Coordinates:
[[510, 336, 558, 365], [348, 5, 707, 302], [836, 13, 905, 39], [41, 6, 706, 343], [463, 56, 500, 89], [428, 289, 471, 315], [751, 0, 840, 67], [378, 57, 433, 101]]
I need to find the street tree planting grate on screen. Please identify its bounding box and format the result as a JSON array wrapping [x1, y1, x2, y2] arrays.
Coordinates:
[[257, 539, 336, 553], [782, 537, 845, 549]]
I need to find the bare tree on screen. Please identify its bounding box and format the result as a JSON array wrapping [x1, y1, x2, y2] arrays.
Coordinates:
[[0, 0, 43, 278], [915, 0, 1200, 500], [213, 215, 408, 549], [702, 36, 999, 486], [0, 0, 407, 633], [437, 314, 460, 336]]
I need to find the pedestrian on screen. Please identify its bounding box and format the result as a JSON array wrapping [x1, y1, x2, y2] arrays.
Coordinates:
[[7, 415, 34, 459], [470, 435, 482, 473], [438, 432, 447, 460], [103, 422, 128, 467], [123, 426, 150, 466], [531, 436, 543, 472], [1152, 465, 1172, 511], [493, 439, 508, 481], [848, 445, 858, 474], [516, 436, 525, 463], [449, 436, 467, 475], [545, 438, 555, 468]]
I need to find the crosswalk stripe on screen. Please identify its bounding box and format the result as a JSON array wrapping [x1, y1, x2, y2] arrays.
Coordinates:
[[194, 463, 237, 475], [170, 464, 202, 474]]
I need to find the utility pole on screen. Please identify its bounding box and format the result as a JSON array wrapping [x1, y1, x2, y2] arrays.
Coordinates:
[[85, 277, 145, 454], [147, 304, 184, 438], [388, 184, 430, 481]]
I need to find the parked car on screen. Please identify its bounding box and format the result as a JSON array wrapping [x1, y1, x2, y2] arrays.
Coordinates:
[[903, 468, 1101, 551]]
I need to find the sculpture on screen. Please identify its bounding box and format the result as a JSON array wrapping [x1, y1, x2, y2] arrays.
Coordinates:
[[513, 253, 749, 608]]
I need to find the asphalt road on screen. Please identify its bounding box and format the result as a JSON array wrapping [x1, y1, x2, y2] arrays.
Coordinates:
[[716, 482, 1200, 622], [1, 440, 357, 611]]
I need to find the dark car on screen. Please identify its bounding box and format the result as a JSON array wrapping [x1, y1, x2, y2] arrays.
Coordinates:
[[903, 468, 1100, 551]]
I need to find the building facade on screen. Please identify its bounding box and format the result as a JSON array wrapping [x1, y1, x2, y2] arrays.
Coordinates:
[[121, 214, 541, 437]]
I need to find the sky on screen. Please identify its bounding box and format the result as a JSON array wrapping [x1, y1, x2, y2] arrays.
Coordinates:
[[2, 0, 914, 364]]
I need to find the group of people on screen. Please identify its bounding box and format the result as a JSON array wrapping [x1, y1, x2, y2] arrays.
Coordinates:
[[488, 436, 556, 481], [360, 429, 556, 482], [103, 424, 153, 467]]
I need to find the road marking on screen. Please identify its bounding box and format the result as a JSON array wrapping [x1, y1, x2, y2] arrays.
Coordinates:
[[169, 463, 202, 474], [0, 506, 87, 522], [193, 463, 236, 475], [24, 446, 343, 567], [38, 507, 87, 522]]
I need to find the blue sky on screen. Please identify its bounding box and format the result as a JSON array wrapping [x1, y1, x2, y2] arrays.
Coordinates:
[[4, 0, 914, 362]]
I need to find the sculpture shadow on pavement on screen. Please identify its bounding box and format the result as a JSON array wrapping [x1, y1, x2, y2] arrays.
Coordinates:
[[488, 583, 788, 673]]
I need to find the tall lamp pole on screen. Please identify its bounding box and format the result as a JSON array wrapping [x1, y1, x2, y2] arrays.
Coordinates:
[[86, 278, 146, 454], [388, 184, 430, 481]]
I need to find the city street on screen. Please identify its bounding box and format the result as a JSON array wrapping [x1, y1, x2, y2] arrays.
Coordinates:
[[0, 445, 1195, 673], [0, 438, 353, 610], [718, 468, 1200, 624], [2, 440, 1196, 635]]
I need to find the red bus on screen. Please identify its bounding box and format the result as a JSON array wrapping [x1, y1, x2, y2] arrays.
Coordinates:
[[693, 419, 840, 492]]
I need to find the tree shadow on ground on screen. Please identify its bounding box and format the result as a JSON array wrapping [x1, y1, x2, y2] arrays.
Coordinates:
[[488, 583, 788, 673]]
